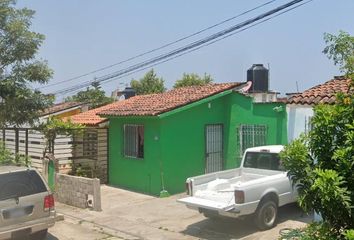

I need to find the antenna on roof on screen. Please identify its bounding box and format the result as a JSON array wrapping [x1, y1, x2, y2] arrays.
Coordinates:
[[267, 63, 270, 91], [296, 81, 299, 93]]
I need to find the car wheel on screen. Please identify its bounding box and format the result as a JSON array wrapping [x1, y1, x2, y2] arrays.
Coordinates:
[[255, 200, 278, 230], [30, 229, 48, 240]]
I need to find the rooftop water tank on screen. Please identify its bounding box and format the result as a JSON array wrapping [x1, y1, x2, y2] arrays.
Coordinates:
[[247, 64, 269, 92], [121, 87, 136, 99]]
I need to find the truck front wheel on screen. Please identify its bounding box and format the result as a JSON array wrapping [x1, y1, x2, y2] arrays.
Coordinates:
[[255, 200, 278, 230]]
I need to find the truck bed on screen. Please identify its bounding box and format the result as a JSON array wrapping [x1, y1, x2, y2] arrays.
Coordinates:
[[178, 168, 288, 214]]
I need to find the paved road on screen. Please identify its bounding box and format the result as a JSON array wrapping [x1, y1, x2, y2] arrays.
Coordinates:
[[47, 216, 122, 240], [48, 185, 311, 240]]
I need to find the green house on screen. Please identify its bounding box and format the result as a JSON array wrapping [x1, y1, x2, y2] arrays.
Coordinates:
[[99, 83, 287, 195]]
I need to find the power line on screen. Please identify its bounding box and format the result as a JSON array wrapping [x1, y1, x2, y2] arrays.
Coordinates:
[[56, 0, 313, 97], [54, 0, 312, 96], [40, 0, 277, 90]]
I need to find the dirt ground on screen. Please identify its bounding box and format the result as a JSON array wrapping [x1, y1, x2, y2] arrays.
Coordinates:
[[48, 185, 312, 240]]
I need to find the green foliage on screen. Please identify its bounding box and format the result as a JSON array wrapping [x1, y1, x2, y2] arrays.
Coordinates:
[[280, 31, 354, 234], [65, 81, 113, 109], [344, 230, 354, 240], [279, 222, 343, 240], [38, 117, 83, 154], [323, 31, 354, 76], [69, 163, 101, 178], [0, 0, 53, 127], [173, 73, 213, 88], [0, 141, 30, 166], [130, 69, 165, 95]]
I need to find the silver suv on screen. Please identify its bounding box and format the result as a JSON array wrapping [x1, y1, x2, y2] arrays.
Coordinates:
[[0, 166, 56, 240]]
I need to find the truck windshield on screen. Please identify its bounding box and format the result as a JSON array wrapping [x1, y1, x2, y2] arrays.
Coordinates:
[[0, 170, 47, 201], [243, 152, 284, 171]]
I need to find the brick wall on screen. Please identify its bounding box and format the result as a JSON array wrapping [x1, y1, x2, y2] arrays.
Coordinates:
[[55, 173, 101, 211]]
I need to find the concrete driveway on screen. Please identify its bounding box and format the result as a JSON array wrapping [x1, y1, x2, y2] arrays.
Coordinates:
[[50, 185, 311, 240]]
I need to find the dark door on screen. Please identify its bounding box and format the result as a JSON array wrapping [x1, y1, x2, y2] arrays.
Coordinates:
[[205, 124, 223, 173]]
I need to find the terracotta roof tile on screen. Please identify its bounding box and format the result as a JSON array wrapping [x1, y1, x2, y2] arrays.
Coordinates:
[[99, 83, 242, 117], [41, 101, 82, 116], [287, 76, 351, 105], [68, 102, 117, 126]]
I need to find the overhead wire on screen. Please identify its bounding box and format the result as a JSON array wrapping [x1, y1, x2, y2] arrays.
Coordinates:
[[56, 0, 313, 97], [40, 0, 278, 90], [53, 0, 312, 96]]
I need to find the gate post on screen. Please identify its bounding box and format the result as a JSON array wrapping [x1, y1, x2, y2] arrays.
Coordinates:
[[44, 153, 57, 192]]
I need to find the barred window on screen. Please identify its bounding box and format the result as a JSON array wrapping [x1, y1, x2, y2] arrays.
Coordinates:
[[238, 124, 267, 156], [124, 125, 144, 159]]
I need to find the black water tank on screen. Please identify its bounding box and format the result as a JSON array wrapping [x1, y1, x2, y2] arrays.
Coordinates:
[[121, 87, 136, 99], [247, 64, 269, 92]]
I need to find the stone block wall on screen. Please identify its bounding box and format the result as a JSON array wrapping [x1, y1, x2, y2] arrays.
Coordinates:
[[55, 173, 101, 211]]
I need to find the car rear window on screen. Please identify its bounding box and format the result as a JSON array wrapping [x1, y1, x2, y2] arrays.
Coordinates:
[[243, 152, 284, 171], [0, 170, 47, 201]]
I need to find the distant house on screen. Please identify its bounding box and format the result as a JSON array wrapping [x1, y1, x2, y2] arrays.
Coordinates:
[[98, 82, 287, 195], [286, 76, 351, 142], [40, 101, 87, 121]]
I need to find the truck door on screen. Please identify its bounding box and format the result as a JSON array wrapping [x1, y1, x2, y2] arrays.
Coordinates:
[[205, 124, 223, 173]]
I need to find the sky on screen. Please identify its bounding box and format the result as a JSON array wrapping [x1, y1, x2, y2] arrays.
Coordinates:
[[17, 0, 354, 100]]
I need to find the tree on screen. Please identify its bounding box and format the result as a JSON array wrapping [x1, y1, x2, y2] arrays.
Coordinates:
[[38, 117, 83, 156], [0, 0, 53, 127], [323, 31, 354, 77], [130, 69, 165, 95], [65, 81, 113, 109], [0, 141, 29, 166], [173, 73, 213, 88], [280, 31, 354, 234]]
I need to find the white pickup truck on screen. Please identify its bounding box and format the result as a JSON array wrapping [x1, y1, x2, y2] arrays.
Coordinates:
[[178, 145, 297, 230]]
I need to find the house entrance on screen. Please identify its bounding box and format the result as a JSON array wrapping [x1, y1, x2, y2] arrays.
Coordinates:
[[205, 124, 223, 173]]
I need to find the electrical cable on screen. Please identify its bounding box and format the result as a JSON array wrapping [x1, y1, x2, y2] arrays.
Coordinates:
[[53, 0, 312, 96], [56, 0, 313, 97], [40, 0, 278, 89]]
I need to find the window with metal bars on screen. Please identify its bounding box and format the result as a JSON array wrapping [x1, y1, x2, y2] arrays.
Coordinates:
[[123, 124, 144, 159], [237, 124, 267, 156]]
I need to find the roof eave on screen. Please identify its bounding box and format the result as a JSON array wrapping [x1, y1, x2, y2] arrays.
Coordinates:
[[158, 88, 233, 119]]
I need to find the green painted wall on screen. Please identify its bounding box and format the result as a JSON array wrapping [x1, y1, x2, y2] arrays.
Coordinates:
[[108, 117, 162, 194], [107, 92, 287, 195], [159, 95, 229, 194], [224, 93, 287, 169]]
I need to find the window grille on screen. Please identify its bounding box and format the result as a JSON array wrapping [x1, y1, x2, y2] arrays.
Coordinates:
[[304, 116, 313, 134], [238, 124, 267, 156], [124, 125, 144, 158]]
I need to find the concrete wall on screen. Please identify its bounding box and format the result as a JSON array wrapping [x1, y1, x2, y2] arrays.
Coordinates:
[[55, 173, 101, 211]]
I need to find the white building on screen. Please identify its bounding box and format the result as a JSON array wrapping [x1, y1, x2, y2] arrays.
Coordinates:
[[286, 76, 351, 221], [287, 76, 351, 142]]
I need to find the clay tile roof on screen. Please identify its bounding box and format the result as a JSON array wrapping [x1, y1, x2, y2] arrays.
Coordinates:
[[99, 83, 242, 117], [41, 101, 82, 116], [68, 102, 118, 126], [287, 76, 351, 105]]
